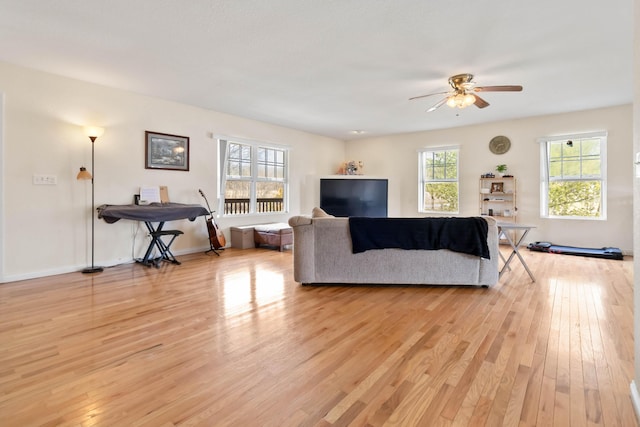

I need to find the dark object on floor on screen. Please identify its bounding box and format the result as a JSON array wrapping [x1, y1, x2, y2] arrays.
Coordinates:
[[527, 241, 623, 260]]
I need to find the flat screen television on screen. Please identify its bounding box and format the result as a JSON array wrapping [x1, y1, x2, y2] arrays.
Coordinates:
[[320, 178, 388, 217]]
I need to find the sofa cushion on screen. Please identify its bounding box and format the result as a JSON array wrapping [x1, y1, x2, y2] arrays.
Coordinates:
[[312, 207, 334, 218]]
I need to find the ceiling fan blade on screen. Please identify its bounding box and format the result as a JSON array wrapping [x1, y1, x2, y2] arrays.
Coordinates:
[[474, 85, 523, 92], [474, 95, 490, 109], [409, 90, 449, 101], [427, 97, 448, 112]]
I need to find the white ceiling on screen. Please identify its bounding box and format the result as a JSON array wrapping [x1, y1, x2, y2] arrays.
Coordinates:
[[0, 0, 633, 140]]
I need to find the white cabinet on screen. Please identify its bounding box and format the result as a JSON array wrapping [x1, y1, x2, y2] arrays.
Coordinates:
[[479, 176, 517, 222]]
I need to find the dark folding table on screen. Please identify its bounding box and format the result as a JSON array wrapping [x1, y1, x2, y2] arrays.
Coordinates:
[[98, 203, 209, 267]]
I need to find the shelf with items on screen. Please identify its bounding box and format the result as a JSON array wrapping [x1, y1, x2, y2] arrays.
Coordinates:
[[479, 176, 517, 222]]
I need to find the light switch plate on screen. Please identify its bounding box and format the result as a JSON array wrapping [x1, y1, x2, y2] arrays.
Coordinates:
[[33, 174, 57, 185]]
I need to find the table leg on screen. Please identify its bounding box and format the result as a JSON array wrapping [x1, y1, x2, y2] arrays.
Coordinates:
[[499, 227, 535, 282], [497, 230, 511, 272]]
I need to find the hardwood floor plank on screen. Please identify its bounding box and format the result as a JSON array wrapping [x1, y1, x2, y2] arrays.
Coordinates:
[[323, 330, 424, 423], [569, 283, 587, 426], [450, 360, 494, 426], [519, 352, 545, 426], [0, 248, 636, 426]]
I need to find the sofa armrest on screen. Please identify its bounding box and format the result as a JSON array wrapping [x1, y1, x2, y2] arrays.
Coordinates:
[[288, 216, 315, 283], [288, 216, 311, 227]]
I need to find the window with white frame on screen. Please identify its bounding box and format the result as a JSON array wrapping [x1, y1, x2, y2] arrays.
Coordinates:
[[419, 147, 459, 213], [219, 138, 288, 215], [539, 131, 607, 219]]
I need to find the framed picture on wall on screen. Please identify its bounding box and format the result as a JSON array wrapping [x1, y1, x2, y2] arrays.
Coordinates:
[[145, 131, 189, 171]]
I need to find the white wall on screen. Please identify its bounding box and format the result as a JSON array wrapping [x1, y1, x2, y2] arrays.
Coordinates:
[[345, 105, 633, 252], [0, 93, 4, 281], [632, 0, 640, 417], [0, 61, 344, 282], [0, 58, 633, 283]]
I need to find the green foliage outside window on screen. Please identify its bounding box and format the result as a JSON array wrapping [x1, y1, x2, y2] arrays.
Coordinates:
[[544, 136, 604, 218], [421, 149, 459, 213], [424, 183, 459, 212], [548, 181, 601, 217]]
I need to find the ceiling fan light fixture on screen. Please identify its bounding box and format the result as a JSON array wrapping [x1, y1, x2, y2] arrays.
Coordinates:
[[464, 93, 476, 106], [446, 92, 476, 109], [412, 73, 522, 113]]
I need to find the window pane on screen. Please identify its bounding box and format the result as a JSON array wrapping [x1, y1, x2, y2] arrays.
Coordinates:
[[548, 160, 562, 178], [562, 159, 581, 178], [256, 182, 284, 213], [221, 140, 288, 216], [227, 142, 252, 178], [420, 148, 459, 213], [548, 139, 602, 180], [257, 147, 285, 182], [224, 181, 251, 215], [562, 144, 579, 158], [424, 157, 434, 168], [432, 165, 445, 180], [257, 163, 266, 178], [424, 165, 433, 180], [548, 180, 601, 217], [240, 162, 251, 177], [227, 161, 239, 176], [423, 182, 458, 212], [582, 159, 600, 176], [582, 139, 600, 156], [549, 142, 563, 158], [445, 161, 457, 179], [543, 135, 605, 219], [228, 143, 240, 160]]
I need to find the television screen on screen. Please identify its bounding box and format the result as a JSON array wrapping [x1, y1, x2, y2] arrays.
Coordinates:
[[320, 178, 388, 217]]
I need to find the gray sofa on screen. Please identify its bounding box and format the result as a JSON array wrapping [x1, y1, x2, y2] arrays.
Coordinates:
[[288, 211, 499, 286]]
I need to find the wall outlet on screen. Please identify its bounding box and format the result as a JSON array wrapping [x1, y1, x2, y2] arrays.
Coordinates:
[[33, 174, 57, 185]]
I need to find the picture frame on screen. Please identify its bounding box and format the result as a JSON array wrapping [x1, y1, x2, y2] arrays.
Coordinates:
[[145, 131, 189, 171], [490, 182, 504, 193]]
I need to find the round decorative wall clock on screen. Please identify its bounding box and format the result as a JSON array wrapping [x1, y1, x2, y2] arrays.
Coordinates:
[[489, 135, 511, 154]]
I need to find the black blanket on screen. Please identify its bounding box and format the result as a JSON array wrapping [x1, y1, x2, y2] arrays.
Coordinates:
[[348, 217, 490, 259]]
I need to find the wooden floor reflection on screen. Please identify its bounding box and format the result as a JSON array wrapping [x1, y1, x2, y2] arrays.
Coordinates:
[[0, 247, 636, 426]]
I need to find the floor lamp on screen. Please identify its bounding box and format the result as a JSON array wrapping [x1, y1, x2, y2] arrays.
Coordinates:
[[77, 126, 105, 274]]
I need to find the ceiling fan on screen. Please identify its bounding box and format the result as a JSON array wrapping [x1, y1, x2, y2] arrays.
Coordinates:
[[410, 73, 523, 112]]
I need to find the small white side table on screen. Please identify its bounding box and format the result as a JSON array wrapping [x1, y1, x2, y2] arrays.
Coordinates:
[[497, 223, 536, 282]]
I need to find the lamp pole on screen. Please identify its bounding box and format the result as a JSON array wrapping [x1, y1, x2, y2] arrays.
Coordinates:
[[80, 127, 104, 274]]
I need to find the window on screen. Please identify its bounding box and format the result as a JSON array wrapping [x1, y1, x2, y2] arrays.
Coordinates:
[[539, 132, 607, 219], [219, 138, 288, 215], [419, 147, 459, 213]]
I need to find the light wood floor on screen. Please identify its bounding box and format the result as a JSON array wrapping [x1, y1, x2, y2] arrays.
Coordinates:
[[0, 247, 636, 426]]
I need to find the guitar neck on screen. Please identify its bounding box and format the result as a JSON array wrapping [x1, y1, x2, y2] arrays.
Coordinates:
[[199, 190, 214, 215]]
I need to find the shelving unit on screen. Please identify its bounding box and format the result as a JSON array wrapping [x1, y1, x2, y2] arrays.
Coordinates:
[[479, 176, 517, 222]]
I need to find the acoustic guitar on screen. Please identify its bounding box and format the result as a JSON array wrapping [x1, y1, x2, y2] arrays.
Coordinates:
[[198, 189, 226, 253]]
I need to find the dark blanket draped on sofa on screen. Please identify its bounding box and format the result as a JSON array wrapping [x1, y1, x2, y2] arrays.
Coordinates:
[[348, 217, 490, 259]]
